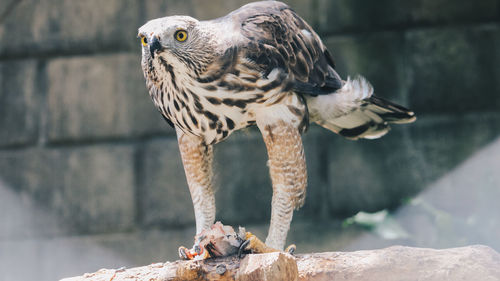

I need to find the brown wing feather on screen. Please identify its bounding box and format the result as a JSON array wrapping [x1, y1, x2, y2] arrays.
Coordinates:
[[228, 1, 342, 96]]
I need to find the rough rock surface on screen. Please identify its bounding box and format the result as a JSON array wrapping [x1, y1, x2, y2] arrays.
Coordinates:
[[61, 245, 500, 281]]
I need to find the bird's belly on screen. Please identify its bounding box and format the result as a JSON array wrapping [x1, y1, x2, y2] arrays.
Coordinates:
[[153, 78, 303, 144], [164, 95, 258, 145]]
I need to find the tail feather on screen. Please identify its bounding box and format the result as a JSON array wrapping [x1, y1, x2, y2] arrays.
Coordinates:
[[307, 76, 415, 140], [366, 95, 416, 124]]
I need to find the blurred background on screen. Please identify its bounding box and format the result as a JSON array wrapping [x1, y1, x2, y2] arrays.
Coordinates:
[[1, 0, 499, 280]]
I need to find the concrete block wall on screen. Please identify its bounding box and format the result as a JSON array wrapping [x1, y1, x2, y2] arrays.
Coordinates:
[[0, 0, 499, 240]]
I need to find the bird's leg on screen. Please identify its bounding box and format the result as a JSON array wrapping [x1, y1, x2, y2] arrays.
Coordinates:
[[258, 119, 307, 250], [177, 130, 215, 241]]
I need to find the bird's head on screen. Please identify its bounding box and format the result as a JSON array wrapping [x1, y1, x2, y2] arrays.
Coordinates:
[[138, 16, 218, 78]]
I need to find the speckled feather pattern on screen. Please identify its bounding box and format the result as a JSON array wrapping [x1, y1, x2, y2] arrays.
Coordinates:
[[138, 0, 415, 250], [261, 120, 307, 249]]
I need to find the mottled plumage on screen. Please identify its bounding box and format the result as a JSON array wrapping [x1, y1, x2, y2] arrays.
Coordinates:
[[138, 1, 415, 251]]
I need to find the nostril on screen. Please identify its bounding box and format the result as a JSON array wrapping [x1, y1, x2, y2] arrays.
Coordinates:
[[149, 37, 162, 57]]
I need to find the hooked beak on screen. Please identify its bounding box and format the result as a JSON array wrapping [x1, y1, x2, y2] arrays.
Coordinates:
[[149, 37, 162, 58]]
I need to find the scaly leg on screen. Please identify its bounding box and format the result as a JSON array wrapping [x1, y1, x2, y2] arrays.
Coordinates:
[[177, 130, 215, 235], [258, 120, 307, 250]]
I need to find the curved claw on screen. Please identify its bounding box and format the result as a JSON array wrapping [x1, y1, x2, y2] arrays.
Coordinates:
[[238, 239, 251, 258], [178, 246, 190, 260], [285, 244, 296, 255]]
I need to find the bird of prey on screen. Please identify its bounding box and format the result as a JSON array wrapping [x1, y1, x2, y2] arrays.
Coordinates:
[[138, 1, 415, 255]]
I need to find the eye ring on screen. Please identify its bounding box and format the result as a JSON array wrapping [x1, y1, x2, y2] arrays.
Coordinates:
[[174, 30, 188, 42], [141, 36, 148, 47]]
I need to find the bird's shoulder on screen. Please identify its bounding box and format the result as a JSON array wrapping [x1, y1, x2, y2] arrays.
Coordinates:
[[210, 1, 343, 96]]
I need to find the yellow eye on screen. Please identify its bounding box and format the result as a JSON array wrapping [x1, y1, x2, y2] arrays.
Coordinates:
[[174, 30, 188, 42], [141, 36, 148, 47]]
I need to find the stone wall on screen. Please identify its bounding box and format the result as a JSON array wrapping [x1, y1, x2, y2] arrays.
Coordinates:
[[1, 0, 499, 246]]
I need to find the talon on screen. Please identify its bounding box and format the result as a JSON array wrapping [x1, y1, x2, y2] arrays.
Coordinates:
[[285, 244, 296, 255], [238, 239, 251, 258], [178, 246, 190, 260]]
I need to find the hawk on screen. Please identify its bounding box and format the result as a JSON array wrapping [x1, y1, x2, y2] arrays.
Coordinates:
[[138, 1, 415, 254]]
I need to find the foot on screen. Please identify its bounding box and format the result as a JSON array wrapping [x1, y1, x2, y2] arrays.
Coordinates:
[[178, 223, 296, 260], [238, 231, 296, 257]]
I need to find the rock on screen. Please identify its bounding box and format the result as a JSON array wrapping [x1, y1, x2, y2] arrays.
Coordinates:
[[296, 245, 500, 281], [236, 252, 298, 281], [61, 245, 500, 281]]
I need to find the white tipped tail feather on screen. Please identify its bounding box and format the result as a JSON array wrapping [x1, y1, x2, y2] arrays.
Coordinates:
[[306, 76, 416, 140]]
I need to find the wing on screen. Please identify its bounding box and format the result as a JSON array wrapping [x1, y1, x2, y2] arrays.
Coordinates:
[[230, 1, 343, 96]]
